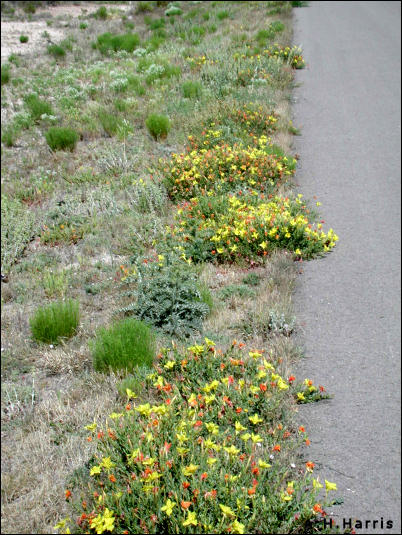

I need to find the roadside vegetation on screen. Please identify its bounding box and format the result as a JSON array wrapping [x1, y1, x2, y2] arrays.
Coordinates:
[[1, 1, 339, 533]]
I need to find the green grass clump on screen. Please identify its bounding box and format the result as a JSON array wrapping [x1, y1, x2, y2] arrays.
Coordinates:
[[95, 32, 140, 54], [144, 16, 165, 30], [45, 127, 79, 151], [91, 318, 155, 373], [216, 9, 229, 20], [1, 64, 10, 85], [47, 44, 66, 58], [99, 110, 122, 137], [79, 22, 88, 30], [1, 128, 18, 147], [19, 35, 29, 43], [30, 299, 80, 344], [24, 93, 53, 121], [145, 113, 171, 140], [136, 1, 154, 13], [23, 2, 36, 14], [94, 6, 108, 19], [182, 80, 202, 98], [165, 5, 182, 16]]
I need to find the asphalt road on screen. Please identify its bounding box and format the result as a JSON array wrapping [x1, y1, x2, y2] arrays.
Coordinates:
[[292, 2, 401, 533]]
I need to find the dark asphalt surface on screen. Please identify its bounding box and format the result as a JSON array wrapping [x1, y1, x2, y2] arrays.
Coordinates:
[[292, 2, 401, 533]]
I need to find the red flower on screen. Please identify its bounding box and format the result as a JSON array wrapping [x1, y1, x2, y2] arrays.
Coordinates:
[[273, 445, 281, 452], [259, 383, 267, 392], [288, 375, 296, 382], [65, 489, 72, 500], [201, 472, 208, 481], [298, 426, 305, 433], [182, 481, 190, 489]]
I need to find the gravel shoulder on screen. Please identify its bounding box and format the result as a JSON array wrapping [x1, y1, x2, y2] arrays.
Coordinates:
[[293, 2, 401, 533]]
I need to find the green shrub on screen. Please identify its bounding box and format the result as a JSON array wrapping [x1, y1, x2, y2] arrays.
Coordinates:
[[1, 195, 36, 273], [95, 32, 140, 54], [99, 110, 121, 137], [48, 44, 66, 58], [45, 127, 79, 151], [144, 16, 165, 30], [1, 64, 10, 85], [91, 318, 155, 373], [216, 9, 229, 20], [136, 1, 153, 13], [94, 6, 108, 19], [145, 113, 171, 140], [30, 299, 80, 344], [79, 22, 88, 29], [120, 258, 210, 336], [182, 80, 202, 98], [242, 272, 261, 286], [23, 2, 36, 14], [1, 127, 18, 147], [24, 93, 53, 121], [19, 35, 29, 43], [165, 5, 182, 16]]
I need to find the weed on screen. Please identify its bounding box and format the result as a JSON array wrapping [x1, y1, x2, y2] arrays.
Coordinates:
[[91, 318, 155, 373], [23, 2, 36, 14], [242, 272, 261, 286], [1, 127, 18, 147], [47, 44, 66, 58], [182, 80, 202, 98], [1, 195, 37, 273], [94, 6, 108, 19], [120, 256, 210, 336], [79, 22, 88, 30], [145, 113, 171, 140], [19, 35, 29, 43], [45, 127, 79, 151], [30, 299, 80, 344], [1, 64, 11, 85], [24, 93, 53, 122], [95, 32, 141, 54], [116, 367, 153, 399], [42, 269, 68, 298], [219, 283, 256, 300], [98, 110, 122, 137], [216, 9, 229, 20], [165, 5, 182, 16]]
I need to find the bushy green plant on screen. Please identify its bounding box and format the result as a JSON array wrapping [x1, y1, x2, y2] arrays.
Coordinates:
[[165, 5, 182, 16], [79, 22, 88, 29], [1, 127, 18, 147], [48, 44, 66, 58], [95, 32, 141, 54], [1, 195, 36, 273], [98, 110, 122, 137], [242, 272, 261, 286], [145, 113, 171, 140], [90, 318, 155, 373], [94, 5, 108, 19], [19, 35, 29, 43], [30, 299, 80, 344], [136, 1, 154, 13], [23, 2, 36, 14], [1, 64, 10, 85], [216, 9, 229, 20], [120, 257, 210, 336], [182, 80, 202, 98], [144, 16, 165, 30], [45, 127, 79, 151], [24, 93, 53, 121]]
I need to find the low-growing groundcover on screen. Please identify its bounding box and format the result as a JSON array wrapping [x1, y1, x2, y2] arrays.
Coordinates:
[[58, 342, 338, 534]]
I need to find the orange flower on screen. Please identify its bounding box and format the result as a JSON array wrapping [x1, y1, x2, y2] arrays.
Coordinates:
[[109, 474, 116, 483], [313, 503, 323, 514], [283, 431, 291, 438], [273, 445, 281, 452], [259, 383, 267, 392], [220, 363, 226, 370], [248, 487, 256, 496], [252, 467, 259, 476], [288, 375, 296, 382], [182, 481, 190, 489], [319, 385, 325, 392], [306, 461, 315, 472], [65, 489, 72, 500], [236, 407, 243, 413], [305, 439, 311, 446], [108, 429, 117, 440], [201, 472, 208, 481], [125, 404, 131, 411], [87, 436, 93, 442], [298, 426, 305, 432], [181, 500, 192, 510], [97, 431, 104, 439], [194, 420, 203, 428], [277, 423, 283, 430]]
